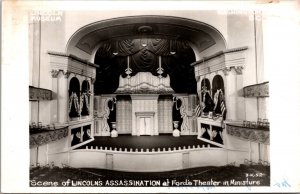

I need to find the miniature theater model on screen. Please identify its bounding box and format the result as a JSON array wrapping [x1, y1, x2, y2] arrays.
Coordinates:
[[29, 13, 269, 172]]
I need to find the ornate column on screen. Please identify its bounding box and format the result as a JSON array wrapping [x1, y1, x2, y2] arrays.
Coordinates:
[[58, 70, 70, 124], [50, 70, 69, 125], [90, 78, 96, 119], [50, 70, 59, 123]]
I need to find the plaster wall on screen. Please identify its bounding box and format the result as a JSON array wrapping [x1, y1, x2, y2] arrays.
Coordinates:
[[226, 14, 261, 121]]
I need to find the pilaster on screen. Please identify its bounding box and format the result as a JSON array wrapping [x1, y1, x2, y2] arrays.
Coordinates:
[[57, 71, 69, 124], [224, 67, 237, 120]]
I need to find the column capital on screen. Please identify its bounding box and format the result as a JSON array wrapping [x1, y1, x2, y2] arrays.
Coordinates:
[[222, 66, 244, 76], [222, 67, 231, 76], [51, 70, 60, 78], [48, 51, 98, 80], [234, 66, 243, 75], [91, 77, 96, 84], [62, 70, 71, 78]]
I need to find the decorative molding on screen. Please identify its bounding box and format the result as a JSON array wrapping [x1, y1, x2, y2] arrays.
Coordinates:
[[29, 86, 52, 101], [191, 46, 248, 66], [243, 82, 269, 97], [73, 16, 217, 54], [197, 117, 223, 127], [115, 72, 174, 94], [30, 127, 68, 148], [51, 70, 60, 78], [48, 51, 99, 68], [222, 67, 231, 76], [48, 51, 98, 80], [62, 70, 71, 78], [226, 124, 269, 144], [234, 66, 243, 75], [192, 47, 248, 77]]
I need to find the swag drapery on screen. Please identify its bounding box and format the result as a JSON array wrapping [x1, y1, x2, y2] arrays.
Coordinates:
[[94, 38, 197, 94], [96, 39, 191, 76], [69, 92, 90, 118]]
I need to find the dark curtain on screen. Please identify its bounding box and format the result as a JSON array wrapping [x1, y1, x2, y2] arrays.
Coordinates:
[[94, 38, 197, 94]]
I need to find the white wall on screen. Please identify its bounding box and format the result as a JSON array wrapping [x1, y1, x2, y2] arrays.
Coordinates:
[[226, 14, 260, 121], [225, 133, 270, 163], [68, 147, 249, 172], [29, 18, 66, 124]]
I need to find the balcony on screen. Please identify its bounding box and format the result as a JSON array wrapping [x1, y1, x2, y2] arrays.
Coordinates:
[[29, 123, 68, 148], [226, 121, 269, 145]]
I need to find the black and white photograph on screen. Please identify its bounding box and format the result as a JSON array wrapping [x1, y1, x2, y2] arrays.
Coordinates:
[[1, 0, 300, 193]]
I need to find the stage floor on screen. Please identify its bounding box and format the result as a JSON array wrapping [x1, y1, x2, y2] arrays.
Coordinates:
[[77, 134, 218, 151]]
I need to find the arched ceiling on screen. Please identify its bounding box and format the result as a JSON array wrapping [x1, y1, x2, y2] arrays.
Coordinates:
[[66, 15, 226, 95], [67, 15, 226, 56]]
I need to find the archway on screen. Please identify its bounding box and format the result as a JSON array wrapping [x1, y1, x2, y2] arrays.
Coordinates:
[[69, 77, 80, 118], [66, 15, 227, 61]]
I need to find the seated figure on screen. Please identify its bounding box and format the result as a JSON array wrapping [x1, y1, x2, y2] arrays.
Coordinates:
[[213, 89, 226, 118], [201, 86, 215, 114]]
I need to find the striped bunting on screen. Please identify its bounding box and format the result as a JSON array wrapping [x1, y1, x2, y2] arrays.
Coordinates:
[[194, 103, 202, 117]]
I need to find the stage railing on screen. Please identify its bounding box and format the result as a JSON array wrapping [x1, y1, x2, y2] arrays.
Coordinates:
[[82, 143, 222, 153]]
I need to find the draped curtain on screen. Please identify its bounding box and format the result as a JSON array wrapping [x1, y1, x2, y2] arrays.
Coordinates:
[[94, 38, 196, 94]]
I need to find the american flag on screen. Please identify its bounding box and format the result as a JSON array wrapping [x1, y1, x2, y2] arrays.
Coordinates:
[[194, 103, 202, 117], [219, 91, 226, 119]]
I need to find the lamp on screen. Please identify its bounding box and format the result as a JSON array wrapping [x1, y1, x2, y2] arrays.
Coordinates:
[[156, 56, 164, 78], [113, 40, 119, 56], [140, 38, 148, 47], [169, 39, 176, 55], [125, 56, 132, 78]]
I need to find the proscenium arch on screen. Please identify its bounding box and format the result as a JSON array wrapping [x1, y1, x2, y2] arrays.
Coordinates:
[[65, 15, 227, 62]]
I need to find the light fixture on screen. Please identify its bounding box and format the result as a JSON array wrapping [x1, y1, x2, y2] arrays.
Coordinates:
[[125, 56, 132, 78], [140, 38, 148, 47], [156, 56, 164, 78], [113, 40, 119, 55], [169, 39, 176, 55]]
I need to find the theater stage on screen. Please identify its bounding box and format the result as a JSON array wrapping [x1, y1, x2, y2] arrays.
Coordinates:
[[77, 134, 218, 151]]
